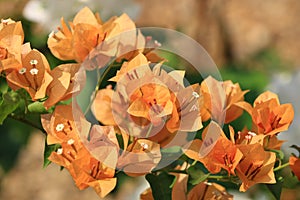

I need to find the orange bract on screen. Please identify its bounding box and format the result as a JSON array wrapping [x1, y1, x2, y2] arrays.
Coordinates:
[[184, 121, 242, 175], [200, 76, 248, 124], [6, 48, 53, 100], [42, 104, 117, 198], [239, 91, 294, 136], [44, 63, 85, 109], [48, 7, 142, 70], [289, 155, 300, 181], [0, 19, 24, 73], [95, 54, 202, 146], [236, 143, 276, 191], [91, 86, 116, 126]]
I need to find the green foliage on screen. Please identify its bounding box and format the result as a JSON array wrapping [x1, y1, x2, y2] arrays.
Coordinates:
[[28, 101, 48, 113], [146, 172, 175, 200], [187, 165, 210, 185], [0, 90, 21, 124], [266, 178, 283, 200], [43, 141, 60, 168]]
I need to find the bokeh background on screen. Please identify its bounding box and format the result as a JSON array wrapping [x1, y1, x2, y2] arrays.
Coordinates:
[[0, 0, 299, 199]]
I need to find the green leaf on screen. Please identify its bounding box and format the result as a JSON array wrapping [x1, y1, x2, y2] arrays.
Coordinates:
[[43, 140, 60, 168], [155, 146, 183, 170], [270, 149, 284, 160], [0, 77, 8, 94], [28, 101, 48, 113], [146, 172, 175, 200], [187, 165, 210, 185], [266, 179, 283, 200], [0, 91, 20, 124]]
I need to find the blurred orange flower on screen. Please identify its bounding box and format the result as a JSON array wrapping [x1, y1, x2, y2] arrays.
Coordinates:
[[200, 76, 248, 124], [289, 155, 300, 181], [91, 85, 116, 126], [6, 48, 53, 100], [0, 19, 24, 73], [236, 143, 276, 191], [48, 7, 142, 70], [43, 63, 85, 109], [141, 181, 233, 200]]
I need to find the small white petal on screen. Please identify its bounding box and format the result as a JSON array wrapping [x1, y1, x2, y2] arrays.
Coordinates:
[[30, 59, 38, 65], [67, 139, 75, 145], [192, 91, 200, 99], [18, 68, 26, 74], [141, 142, 148, 149], [30, 68, 39, 75], [57, 148, 63, 155], [56, 123, 64, 132], [248, 131, 257, 137]]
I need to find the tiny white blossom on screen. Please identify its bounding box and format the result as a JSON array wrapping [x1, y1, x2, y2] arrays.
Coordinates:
[[140, 142, 148, 150], [192, 91, 200, 99], [67, 139, 75, 145], [30, 68, 39, 75], [30, 59, 38, 65], [18, 68, 26, 74], [57, 148, 63, 155], [55, 123, 64, 132]]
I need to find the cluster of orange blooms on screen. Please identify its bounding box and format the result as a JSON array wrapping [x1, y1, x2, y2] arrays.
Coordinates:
[[1, 7, 299, 199]]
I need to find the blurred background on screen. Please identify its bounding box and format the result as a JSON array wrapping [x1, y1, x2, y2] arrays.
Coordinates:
[[0, 0, 299, 199]]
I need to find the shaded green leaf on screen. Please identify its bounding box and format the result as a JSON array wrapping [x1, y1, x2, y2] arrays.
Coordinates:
[[43, 140, 60, 168], [266, 179, 283, 200], [155, 146, 183, 170], [270, 149, 284, 160], [146, 172, 175, 200], [28, 101, 48, 113], [187, 165, 210, 185], [0, 91, 20, 124]]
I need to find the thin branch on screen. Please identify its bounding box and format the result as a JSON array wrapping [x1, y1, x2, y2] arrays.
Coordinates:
[[274, 162, 290, 172], [8, 114, 46, 135]]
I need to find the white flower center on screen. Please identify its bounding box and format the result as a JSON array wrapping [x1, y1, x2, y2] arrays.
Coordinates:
[[248, 131, 257, 137], [67, 139, 75, 145], [192, 92, 200, 99], [30, 68, 39, 75], [30, 59, 38, 65], [141, 142, 148, 150], [55, 123, 64, 132], [18, 68, 26, 74], [57, 148, 63, 155]]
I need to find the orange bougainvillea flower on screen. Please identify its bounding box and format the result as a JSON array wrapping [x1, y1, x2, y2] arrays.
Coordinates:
[[6, 48, 53, 100], [48, 7, 143, 70], [91, 85, 116, 126], [42, 104, 117, 198], [0, 19, 24, 73], [238, 91, 294, 136], [82, 124, 161, 176], [184, 121, 243, 175], [236, 143, 276, 192], [43, 63, 86, 109], [101, 53, 202, 146], [200, 76, 248, 124], [289, 155, 300, 181]]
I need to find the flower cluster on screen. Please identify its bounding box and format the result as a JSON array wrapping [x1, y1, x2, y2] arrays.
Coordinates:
[[0, 7, 298, 199]]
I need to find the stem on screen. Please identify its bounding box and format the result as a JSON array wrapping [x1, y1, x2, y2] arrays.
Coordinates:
[[84, 62, 119, 115], [8, 114, 46, 134], [274, 162, 290, 172]]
